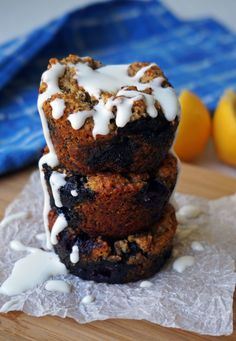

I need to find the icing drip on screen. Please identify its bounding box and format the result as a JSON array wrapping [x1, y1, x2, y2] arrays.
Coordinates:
[[81, 295, 95, 304], [39, 153, 59, 250], [45, 280, 71, 293], [110, 95, 137, 127], [70, 245, 79, 264], [191, 241, 204, 251], [37, 65, 67, 249], [50, 98, 65, 119], [0, 241, 67, 296], [37, 63, 66, 153], [49, 171, 66, 208], [173, 256, 195, 273], [50, 214, 68, 245], [71, 190, 78, 197], [116, 88, 157, 117], [68, 110, 94, 130], [140, 280, 153, 288]]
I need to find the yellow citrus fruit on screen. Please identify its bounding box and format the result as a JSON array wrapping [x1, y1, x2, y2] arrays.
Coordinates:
[[213, 90, 236, 167], [174, 90, 211, 162]]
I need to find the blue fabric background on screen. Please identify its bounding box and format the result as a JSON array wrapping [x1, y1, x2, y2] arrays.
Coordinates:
[[0, 0, 236, 175]]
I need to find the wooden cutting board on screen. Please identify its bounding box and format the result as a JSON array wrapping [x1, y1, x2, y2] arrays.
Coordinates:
[[0, 163, 235, 341]]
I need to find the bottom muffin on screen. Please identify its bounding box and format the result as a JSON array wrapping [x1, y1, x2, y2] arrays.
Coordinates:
[[52, 204, 177, 284]]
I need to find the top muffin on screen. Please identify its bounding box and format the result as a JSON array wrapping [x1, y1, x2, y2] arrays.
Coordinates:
[[38, 55, 180, 174]]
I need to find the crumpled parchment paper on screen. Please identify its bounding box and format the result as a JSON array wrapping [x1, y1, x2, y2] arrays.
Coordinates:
[[0, 171, 235, 336]]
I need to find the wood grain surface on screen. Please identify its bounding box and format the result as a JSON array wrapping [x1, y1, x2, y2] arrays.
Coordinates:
[[0, 163, 235, 341]]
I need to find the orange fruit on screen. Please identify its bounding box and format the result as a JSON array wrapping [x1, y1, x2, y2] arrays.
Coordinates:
[[213, 90, 236, 167], [174, 90, 211, 162]]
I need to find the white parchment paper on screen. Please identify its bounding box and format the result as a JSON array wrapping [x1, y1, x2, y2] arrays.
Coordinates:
[[0, 171, 235, 335]]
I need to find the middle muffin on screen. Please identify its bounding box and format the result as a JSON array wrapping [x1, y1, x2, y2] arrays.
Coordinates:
[[42, 153, 177, 239]]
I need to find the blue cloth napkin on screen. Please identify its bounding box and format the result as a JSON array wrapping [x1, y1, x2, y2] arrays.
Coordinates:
[[1, 0, 236, 175]]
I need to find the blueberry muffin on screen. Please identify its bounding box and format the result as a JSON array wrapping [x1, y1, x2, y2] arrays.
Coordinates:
[[42, 153, 177, 238], [50, 204, 177, 284], [38, 55, 179, 174]]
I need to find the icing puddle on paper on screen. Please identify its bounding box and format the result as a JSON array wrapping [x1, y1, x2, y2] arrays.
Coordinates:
[[81, 295, 95, 304], [0, 240, 95, 303], [140, 280, 153, 288], [172, 256, 195, 273], [176, 204, 203, 224], [0, 240, 67, 296], [45, 280, 71, 294], [191, 241, 204, 251]]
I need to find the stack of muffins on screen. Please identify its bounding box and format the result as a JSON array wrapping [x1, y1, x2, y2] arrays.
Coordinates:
[[38, 55, 180, 284]]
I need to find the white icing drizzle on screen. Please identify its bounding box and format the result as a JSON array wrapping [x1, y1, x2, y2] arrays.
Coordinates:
[[191, 241, 204, 252], [66, 61, 179, 137], [71, 190, 78, 197], [70, 245, 79, 264], [92, 101, 114, 137], [173, 256, 195, 273], [140, 280, 153, 288], [81, 295, 95, 304], [68, 110, 94, 130], [117, 87, 157, 118], [45, 280, 71, 293], [37, 63, 66, 153], [39, 152, 59, 175], [50, 98, 65, 119], [0, 241, 67, 296], [39, 153, 59, 250], [152, 81, 180, 121], [0, 211, 30, 228], [50, 214, 68, 245], [74, 63, 132, 96], [110, 93, 138, 127], [37, 65, 68, 249], [49, 171, 66, 207]]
